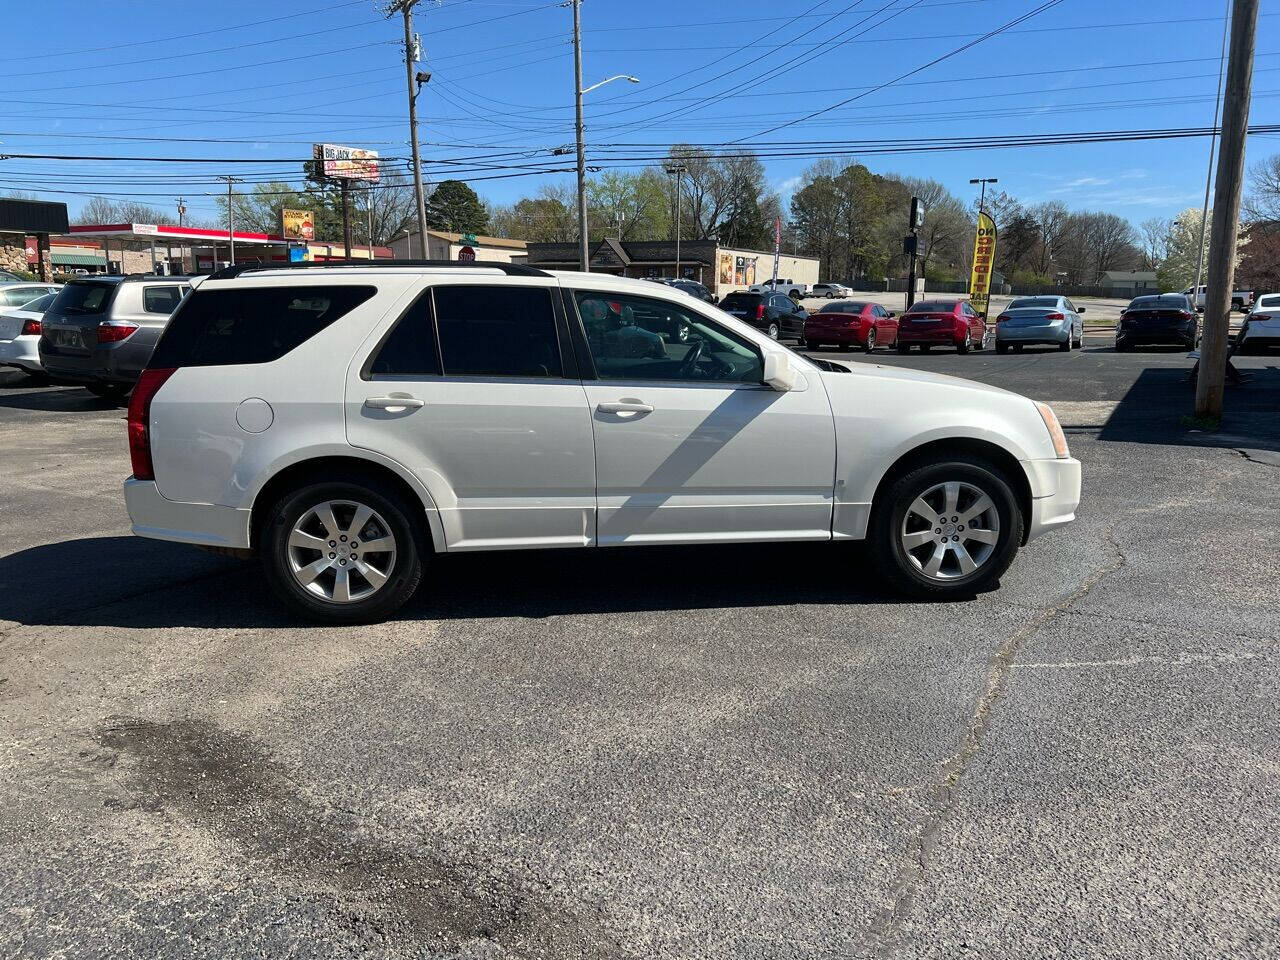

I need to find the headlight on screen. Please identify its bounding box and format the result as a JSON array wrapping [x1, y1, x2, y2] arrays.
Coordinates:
[[1035, 401, 1070, 459]]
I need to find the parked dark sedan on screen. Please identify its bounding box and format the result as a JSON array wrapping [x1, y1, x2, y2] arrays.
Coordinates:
[[652, 277, 717, 303], [718, 290, 807, 341], [1115, 293, 1198, 351]]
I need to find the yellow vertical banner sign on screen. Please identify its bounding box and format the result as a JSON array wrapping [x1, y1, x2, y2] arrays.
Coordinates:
[[969, 211, 997, 319]]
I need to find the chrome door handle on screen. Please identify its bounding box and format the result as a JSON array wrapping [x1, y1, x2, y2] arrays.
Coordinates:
[[596, 400, 654, 414], [365, 396, 425, 410]]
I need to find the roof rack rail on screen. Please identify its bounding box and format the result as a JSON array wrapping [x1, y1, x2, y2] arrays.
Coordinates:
[[205, 259, 551, 281]]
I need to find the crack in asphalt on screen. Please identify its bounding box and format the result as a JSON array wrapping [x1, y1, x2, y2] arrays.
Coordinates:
[[94, 717, 632, 959], [864, 529, 1129, 957]]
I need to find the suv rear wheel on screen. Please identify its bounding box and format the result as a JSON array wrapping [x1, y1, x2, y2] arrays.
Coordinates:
[[260, 479, 423, 623], [870, 457, 1023, 599]]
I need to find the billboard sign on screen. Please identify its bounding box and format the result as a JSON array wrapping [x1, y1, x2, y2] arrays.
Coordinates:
[[969, 211, 997, 319], [313, 143, 380, 182], [280, 208, 315, 241]]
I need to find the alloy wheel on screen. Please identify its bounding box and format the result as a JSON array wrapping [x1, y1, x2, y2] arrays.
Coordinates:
[[287, 499, 397, 603], [865, 328, 877, 353], [899, 481, 1000, 581], [768, 323, 780, 340]]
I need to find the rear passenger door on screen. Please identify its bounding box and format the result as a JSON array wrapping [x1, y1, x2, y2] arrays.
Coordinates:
[[346, 280, 597, 551]]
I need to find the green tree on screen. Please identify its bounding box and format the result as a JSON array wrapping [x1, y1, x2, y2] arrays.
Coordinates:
[[587, 169, 670, 241], [426, 180, 490, 234]]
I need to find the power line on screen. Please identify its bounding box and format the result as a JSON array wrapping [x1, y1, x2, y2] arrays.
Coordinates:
[[735, 0, 1068, 142]]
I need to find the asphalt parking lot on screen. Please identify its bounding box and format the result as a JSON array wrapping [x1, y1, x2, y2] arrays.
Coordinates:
[[1, 350, 1277, 959]]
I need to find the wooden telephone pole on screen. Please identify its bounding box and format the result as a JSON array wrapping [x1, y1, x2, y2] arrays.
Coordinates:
[[1197, 0, 1259, 419]]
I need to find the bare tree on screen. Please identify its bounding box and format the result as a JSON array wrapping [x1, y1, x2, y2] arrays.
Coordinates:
[[1244, 153, 1280, 222], [1085, 212, 1140, 281], [1029, 201, 1069, 276], [1139, 216, 1170, 271]]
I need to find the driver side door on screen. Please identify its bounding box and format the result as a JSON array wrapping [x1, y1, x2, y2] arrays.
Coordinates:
[[569, 288, 836, 546]]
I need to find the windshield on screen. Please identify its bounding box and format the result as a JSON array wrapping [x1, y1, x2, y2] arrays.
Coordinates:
[[819, 301, 865, 313], [907, 300, 955, 313], [720, 293, 759, 308], [1009, 297, 1059, 309]]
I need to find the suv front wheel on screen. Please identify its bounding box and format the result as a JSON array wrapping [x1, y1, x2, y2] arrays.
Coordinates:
[[870, 457, 1023, 599], [260, 479, 423, 623]]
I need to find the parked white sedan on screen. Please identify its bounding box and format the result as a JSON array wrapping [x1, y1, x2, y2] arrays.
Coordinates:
[[0, 290, 60, 376], [123, 264, 1081, 623], [1238, 308, 1280, 354]]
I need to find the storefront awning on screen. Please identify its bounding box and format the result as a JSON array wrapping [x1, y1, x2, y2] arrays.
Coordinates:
[[52, 252, 107, 266]]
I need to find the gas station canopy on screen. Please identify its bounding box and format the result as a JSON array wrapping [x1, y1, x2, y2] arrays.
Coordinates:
[[69, 223, 288, 246]]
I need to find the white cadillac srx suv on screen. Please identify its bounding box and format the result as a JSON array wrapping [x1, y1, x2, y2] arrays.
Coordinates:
[[124, 262, 1081, 623]]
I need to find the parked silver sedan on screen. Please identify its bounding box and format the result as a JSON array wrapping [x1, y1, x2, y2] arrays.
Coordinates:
[[994, 295, 1084, 353]]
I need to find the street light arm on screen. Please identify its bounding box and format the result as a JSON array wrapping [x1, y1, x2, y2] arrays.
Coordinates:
[[580, 74, 639, 95]]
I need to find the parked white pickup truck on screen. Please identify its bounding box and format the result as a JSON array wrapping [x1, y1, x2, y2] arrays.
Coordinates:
[[750, 278, 810, 299], [1182, 284, 1253, 312]]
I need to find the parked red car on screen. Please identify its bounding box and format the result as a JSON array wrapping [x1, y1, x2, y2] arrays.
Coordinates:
[[801, 300, 899, 352], [896, 299, 990, 353]]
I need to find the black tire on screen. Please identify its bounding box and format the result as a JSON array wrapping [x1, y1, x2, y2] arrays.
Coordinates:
[[920, 344, 931, 353], [86, 382, 131, 403], [995, 342, 1009, 355], [957, 332, 971, 354], [767, 322, 780, 340], [896, 343, 910, 354], [798, 338, 811, 350], [1058, 338, 1070, 352], [18, 369, 50, 385], [1115, 340, 1129, 353], [259, 479, 424, 624], [1012, 344, 1023, 353], [863, 329, 877, 353], [869, 456, 1024, 600]]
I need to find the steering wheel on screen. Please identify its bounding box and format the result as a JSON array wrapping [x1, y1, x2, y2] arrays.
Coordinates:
[[678, 339, 705, 377]]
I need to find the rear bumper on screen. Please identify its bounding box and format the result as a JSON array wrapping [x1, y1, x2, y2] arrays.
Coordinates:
[[804, 323, 864, 343], [997, 323, 1069, 344], [1115, 325, 1196, 345], [1023, 457, 1082, 542], [124, 478, 252, 549], [897, 327, 959, 344], [39, 339, 148, 385], [0, 335, 42, 372]]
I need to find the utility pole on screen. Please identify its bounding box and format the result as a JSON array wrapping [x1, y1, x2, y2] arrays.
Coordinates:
[[572, 0, 588, 272], [1197, 0, 1259, 419], [905, 196, 924, 309], [340, 180, 353, 260], [176, 197, 186, 226], [666, 162, 686, 279], [217, 176, 242, 265], [389, 0, 429, 254], [1193, 1, 1231, 304]]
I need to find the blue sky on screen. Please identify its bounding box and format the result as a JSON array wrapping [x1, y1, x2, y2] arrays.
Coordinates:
[[2, 0, 1271, 227]]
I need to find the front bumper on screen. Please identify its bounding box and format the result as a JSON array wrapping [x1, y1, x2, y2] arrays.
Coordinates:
[[0, 335, 42, 372], [124, 478, 252, 549], [1023, 457, 1082, 542]]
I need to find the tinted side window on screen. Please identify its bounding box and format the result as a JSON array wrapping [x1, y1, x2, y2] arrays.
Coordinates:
[[142, 285, 184, 314], [149, 285, 376, 368], [574, 290, 762, 384], [367, 290, 441, 378], [433, 285, 561, 378]]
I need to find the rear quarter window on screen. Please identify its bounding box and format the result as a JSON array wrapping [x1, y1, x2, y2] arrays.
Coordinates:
[[149, 285, 376, 367]]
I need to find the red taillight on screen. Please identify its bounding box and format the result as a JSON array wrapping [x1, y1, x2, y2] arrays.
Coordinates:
[[98, 322, 138, 343], [127, 368, 177, 481], [755, 303, 766, 320], [1180, 310, 1194, 320], [20, 318, 41, 336], [996, 313, 1011, 324], [1044, 312, 1064, 321]]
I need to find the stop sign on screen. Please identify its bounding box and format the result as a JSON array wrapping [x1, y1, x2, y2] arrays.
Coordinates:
[[457, 245, 475, 262]]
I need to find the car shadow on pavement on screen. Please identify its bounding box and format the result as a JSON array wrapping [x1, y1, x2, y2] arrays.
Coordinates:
[[1098, 363, 1280, 451], [0, 536, 920, 630], [0, 384, 119, 412]]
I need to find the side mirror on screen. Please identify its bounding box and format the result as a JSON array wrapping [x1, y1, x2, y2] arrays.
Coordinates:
[[1077, 306, 1086, 314], [762, 350, 801, 392], [886, 310, 896, 318]]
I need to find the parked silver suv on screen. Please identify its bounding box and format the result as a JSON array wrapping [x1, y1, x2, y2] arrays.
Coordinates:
[[40, 275, 192, 401]]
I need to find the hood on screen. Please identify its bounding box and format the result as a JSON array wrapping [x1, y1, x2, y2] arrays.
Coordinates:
[[819, 360, 1017, 399]]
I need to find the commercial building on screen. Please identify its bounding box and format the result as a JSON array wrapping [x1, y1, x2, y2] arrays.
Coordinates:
[[68, 223, 392, 274], [0, 198, 70, 280], [525, 239, 820, 298], [388, 229, 527, 264]]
